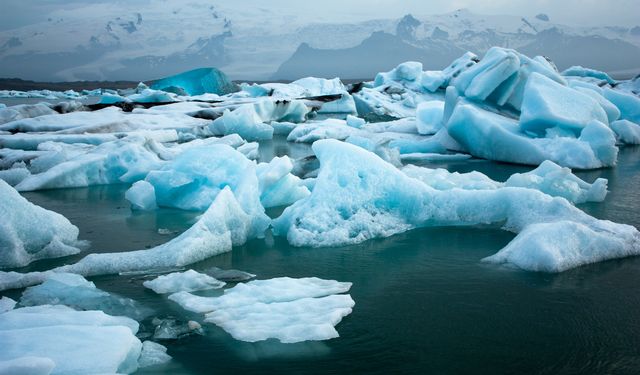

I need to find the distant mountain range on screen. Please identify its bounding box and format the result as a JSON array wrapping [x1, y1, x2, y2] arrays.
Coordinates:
[[0, 4, 639, 82]]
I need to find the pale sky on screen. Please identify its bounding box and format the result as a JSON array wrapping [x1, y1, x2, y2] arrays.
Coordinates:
[[1, 0, 639, 31]]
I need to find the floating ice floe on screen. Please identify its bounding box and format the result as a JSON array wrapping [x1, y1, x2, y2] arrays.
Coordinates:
[[273, 140, 638, 272], [0, 305, 142, 374], [0, 180, 84, 269], [169, 277, 354, 343], [138, 341, 172, 368], [20, 273, 151, 320], [143, 269, 226, 294]]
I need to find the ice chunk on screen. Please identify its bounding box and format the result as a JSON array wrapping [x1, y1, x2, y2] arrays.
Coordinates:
[[202, 267, 256, 282], [152, 318, 202, 340], [133, 144, 270, 231], [20, 273, 151, 320], [562, 66, 616, 85], [0, 356, 55, 375], [210, 105, 273, 141], [420, 71, 447, 92], [169, 277, 353, 343], [346, 115, 365, 129], [504, 160, 608, 203], [210, 100, 309, 141], [520, 73, 609, 136], [138, 341, 171, 368], [446, 101, 617, 169], [375, 61, 423, 87], [143, 269, 225, 294], [454, 47, 521, 102], [603, 88, 640, 124], [0, 103, 56, 125], [125, 180, 157, 211], [483, 221, 640, 272], [257, 156, 310, 208], [16, 136, 165, 191], [610, 119, 640, 144], [205, 294, 355, 343], [0, 305, 142, 374], [0, 297, 16, 313], [271, 140, 639, 272], [415, 101, 445, 135], [150, 67, 238, 96], [0, 166, 30, 186], [316, 93, 357, 114], [169, 277, 351, 312], [0, 180, 83, 269]]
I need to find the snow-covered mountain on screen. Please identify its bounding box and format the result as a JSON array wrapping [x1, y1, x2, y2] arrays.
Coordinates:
[[0, 3, 639, 81]]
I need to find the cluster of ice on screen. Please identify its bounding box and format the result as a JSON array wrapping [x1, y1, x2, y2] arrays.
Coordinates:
[[0, 187, 261, 291], [20, 273, 151, 320], [273, 140, 639, 271], [209, 99, 309, 141], [0, 103, 56, 125], [143, 269, 226, 294], [0, 89, 89, 100], [0, 305, 143, 374], [169, 277, 354, 343], [0, 180, 84, 269], [126, 144, 308, 211]]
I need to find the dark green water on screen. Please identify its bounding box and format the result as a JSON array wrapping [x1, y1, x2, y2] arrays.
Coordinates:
[[5, 145, 640, 375]]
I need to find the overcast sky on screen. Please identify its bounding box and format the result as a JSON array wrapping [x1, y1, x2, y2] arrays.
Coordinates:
[[1, 0, 639, 31]]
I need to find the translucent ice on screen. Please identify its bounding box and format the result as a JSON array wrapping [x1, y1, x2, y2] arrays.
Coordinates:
[[256, 156, 310, 208], [0, 305, 142, 374], [143, 269, 225, 294], [520, 73, 609, 136], [138, 341, 171, 368], [610, 119, 640, 144], [0, 180, 83, 269], [150, 67, 238, 96], [20, 273, 151, 320]]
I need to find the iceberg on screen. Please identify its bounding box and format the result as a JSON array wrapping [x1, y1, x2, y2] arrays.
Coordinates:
[[209, 99, 309, 141], [610, 119, 640, 144], [143, 269, 225, 294], [0, 356, 55, 375], [0, 180, 84, 269], [169, 277, 354, 343], [562, 66, 616, 85], [272, 140, 639, 271], [0, 305, 142, 374], [415, 101, 445, 135], [445, 101, 617, 169], [15, 135, 166, 191], [150, 67, 239, 96], [603, 88, 640, 124], [256, 156, 311, 208], [0, 103, 56, 125]]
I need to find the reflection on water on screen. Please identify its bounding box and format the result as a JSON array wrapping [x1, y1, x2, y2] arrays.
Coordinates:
[[11, 144, 640, 374]]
